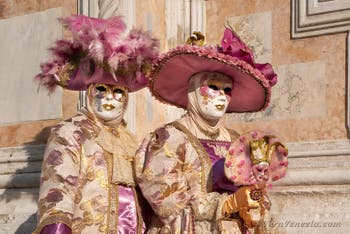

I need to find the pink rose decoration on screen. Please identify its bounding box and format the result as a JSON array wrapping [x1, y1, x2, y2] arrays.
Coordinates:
[[229, 148, 235, 155], [225, 160, 233, 168], [237, 160, 245, 167]]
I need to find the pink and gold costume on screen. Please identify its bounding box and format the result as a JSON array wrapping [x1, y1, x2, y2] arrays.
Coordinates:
[[33, 14, 158, 234], [136, 26, 283, 233], [135, 121, 240, 233], [34, 112, 144, 234]]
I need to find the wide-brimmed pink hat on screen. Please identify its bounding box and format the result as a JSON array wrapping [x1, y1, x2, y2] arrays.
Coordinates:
[[150, 28, 277, 113], [35, 15, 159, 93]]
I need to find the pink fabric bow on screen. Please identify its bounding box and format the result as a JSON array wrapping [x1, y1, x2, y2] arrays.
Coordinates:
[[220, 28, 277, 86]]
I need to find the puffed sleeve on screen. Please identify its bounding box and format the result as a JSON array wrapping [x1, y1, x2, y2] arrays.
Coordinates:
[[134, 126, 230, 233], [33, 120, 84, 234]]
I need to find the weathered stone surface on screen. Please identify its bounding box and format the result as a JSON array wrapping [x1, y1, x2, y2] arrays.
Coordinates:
[[233, 61, 326, 122], [269, 185, 350, 234], [0, 188, 38, 234], [0, 8, 62, 125]]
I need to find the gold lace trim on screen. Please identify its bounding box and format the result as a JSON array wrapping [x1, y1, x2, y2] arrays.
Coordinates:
[[193, 120, 220, 140], [170, 121, 213, 192], [170, 122, 240, 193]]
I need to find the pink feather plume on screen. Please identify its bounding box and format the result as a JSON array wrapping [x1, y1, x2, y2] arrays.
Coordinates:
[[35, 15, 159, 93]]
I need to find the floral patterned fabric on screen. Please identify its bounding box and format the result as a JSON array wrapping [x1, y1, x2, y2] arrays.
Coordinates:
[[34, 112, 144, 234], [134, 121, 240, 234]]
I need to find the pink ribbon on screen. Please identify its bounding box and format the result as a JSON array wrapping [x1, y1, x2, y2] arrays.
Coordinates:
[[220, 28, 277, 86]]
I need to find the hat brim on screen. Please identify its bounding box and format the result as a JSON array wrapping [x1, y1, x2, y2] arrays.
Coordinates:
[[64, 65, 147, 92], [150, 46, 271, 113]]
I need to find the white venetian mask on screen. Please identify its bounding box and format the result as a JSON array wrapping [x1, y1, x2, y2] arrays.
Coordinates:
[[193, 72, 232, 121], [88, 83, 128, 122], [252, 162, 269, 183]]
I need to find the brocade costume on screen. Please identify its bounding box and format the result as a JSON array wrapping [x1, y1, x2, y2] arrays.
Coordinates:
[[135, 121, 240, 233], [33, 14, 158, 234], [34, 112, 144, 234], [136, 24, 281, 234]]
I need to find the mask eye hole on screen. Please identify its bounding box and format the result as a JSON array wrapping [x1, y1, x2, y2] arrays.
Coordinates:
[[223, 87, 232, 95], [208, 85, 219, 91], [96, 85, 107, 92], [113, 88, 124, 95]]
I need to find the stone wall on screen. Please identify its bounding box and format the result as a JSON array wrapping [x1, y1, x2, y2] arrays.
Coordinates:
[[0, 145, 43, 233], [0, 1, 77, 233], [0, 1, 78, 148], [1, 0, 350, 233]]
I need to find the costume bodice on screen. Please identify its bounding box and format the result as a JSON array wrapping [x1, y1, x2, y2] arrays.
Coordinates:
[[199, 139, 239, 194]]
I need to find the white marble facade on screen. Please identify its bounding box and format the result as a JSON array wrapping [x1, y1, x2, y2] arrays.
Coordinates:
[[0, 7, 63, 234], [1, 0, 350, 233], [0, 8, 63, 124]]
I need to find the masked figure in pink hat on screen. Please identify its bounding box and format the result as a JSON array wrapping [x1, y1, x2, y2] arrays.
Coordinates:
[[134, 28, 285, 233], [33, 15, 159, 234]]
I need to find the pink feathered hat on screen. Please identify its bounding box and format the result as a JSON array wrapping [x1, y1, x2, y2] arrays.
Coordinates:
[[224, 131, 288, 188], [35, 15, 159, 93], [150, 28, 277, 113]]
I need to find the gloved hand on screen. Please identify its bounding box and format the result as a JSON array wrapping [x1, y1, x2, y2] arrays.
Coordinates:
[[222, 184, 267, 228]]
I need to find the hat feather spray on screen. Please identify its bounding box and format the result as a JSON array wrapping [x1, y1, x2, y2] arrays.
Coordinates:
[[35, 15, 159, 93]]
